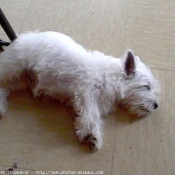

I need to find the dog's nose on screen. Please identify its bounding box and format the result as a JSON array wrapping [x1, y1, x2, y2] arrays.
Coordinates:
[[154, 103, 158, 109]]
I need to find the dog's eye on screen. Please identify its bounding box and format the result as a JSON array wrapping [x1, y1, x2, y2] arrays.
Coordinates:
[[144, 85, 150, 91], [137, 85, 150, 91]]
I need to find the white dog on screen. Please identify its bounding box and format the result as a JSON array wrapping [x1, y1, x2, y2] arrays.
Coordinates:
[[0, 31, 160, 151]]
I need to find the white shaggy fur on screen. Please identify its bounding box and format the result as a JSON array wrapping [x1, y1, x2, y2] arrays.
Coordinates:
[[0, 31, 160, 151]]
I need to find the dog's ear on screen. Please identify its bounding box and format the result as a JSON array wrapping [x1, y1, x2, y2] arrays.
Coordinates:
[[124, 50, 135, 77]]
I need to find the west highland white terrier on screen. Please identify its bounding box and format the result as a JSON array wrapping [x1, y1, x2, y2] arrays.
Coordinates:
[[0, 31, 160, 151]]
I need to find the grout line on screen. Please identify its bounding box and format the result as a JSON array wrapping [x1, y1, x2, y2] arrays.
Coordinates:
[[151, 67, 175, 72], [111, 1, 128, 174], [19, 0, 33, 33], [110, 116, 118, 175], [121, 0, 128, 53], [33, 0, 48, 31]]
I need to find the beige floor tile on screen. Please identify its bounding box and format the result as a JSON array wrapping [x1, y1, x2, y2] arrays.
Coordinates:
[[0, 1, 124, 173], [111, 69, 175, 175], [0, 1, 124, 174], [0, 90, 116, 174], [124, 1, 175, 70], [0, 0, 31, 41], [1, 0, 174, 174], [21, 0, 126, 56]]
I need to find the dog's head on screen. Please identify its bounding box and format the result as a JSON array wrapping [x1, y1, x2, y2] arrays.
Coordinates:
[[119, 50, 160, 117]]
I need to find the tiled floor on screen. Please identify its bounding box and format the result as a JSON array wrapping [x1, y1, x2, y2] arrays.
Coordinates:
[[0, 1, 175, 174]]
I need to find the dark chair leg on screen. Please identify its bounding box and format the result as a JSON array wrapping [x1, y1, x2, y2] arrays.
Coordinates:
[[0, 8, 17, 42], [0, 39, 10, 52]]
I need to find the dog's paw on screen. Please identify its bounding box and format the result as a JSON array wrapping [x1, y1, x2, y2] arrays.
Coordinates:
[[76, 128, 102, 151], [84, 134, 100, 151], [74, 117, 103, 151]]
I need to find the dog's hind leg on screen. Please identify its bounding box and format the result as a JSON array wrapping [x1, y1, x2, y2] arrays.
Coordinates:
[[0, 43, 30, 116], [0, 70, 28, 117], [0, 88, 10, 117]]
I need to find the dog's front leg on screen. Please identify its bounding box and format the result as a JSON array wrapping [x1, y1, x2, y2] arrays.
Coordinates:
[[74, 94, 103, 151]]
